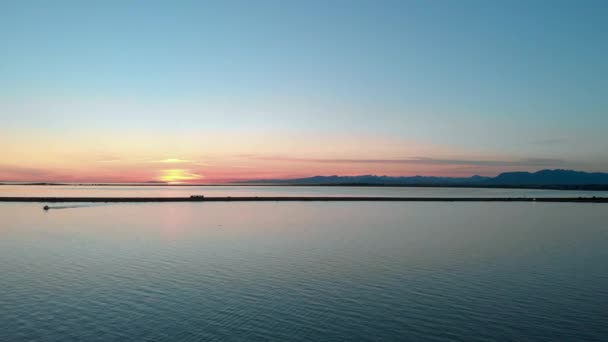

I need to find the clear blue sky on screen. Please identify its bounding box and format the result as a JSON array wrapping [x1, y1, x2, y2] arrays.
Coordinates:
[[1, 0, 607, 182]]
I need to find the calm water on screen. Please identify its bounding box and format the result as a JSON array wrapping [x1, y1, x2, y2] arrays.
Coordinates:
[[2, 184, 608, 198], [1, 201, 608, 341]]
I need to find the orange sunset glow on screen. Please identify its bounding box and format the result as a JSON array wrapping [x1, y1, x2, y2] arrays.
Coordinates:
[[159, 169, 204, 184], [0, 126, 584, 184]]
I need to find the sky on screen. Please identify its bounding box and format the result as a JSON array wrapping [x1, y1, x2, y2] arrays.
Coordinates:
[[1, 0, 607, 183]]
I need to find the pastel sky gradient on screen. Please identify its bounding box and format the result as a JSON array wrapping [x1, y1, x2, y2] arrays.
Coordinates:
[[1, 0, 607, 183]]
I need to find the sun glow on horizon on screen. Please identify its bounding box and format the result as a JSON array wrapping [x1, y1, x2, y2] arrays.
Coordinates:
[[159, 169, 204, 184]]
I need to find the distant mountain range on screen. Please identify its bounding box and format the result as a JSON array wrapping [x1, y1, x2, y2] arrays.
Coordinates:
[[241, 169, 608, 189]]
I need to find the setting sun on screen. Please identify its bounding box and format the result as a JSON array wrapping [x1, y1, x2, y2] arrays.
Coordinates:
[[159, 169, 203, 184]]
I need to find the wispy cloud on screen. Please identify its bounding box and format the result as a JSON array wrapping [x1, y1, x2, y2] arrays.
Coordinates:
[[96, 159, 122, 163], [154, 158, 195, 163], [95, 158, 211, 166], [245, 156, 566, 167], [0, 165, 60, 180], [149, 159, 213, 166]]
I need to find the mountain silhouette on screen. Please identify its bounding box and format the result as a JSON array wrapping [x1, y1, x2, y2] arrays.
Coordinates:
[[487, 169, 608, 185], [243, 169, 608, 188]]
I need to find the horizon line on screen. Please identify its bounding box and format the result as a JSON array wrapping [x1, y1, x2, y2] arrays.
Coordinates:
[[0, 168, 605, 186]]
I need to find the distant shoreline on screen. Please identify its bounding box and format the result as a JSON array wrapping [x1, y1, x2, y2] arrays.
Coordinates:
[[1, 183, 608, 191], [1, 196, 607, 203]]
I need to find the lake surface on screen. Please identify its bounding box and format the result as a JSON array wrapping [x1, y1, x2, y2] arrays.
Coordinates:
[[2, 184, 608, 198], [1, 200, 607, 341]]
